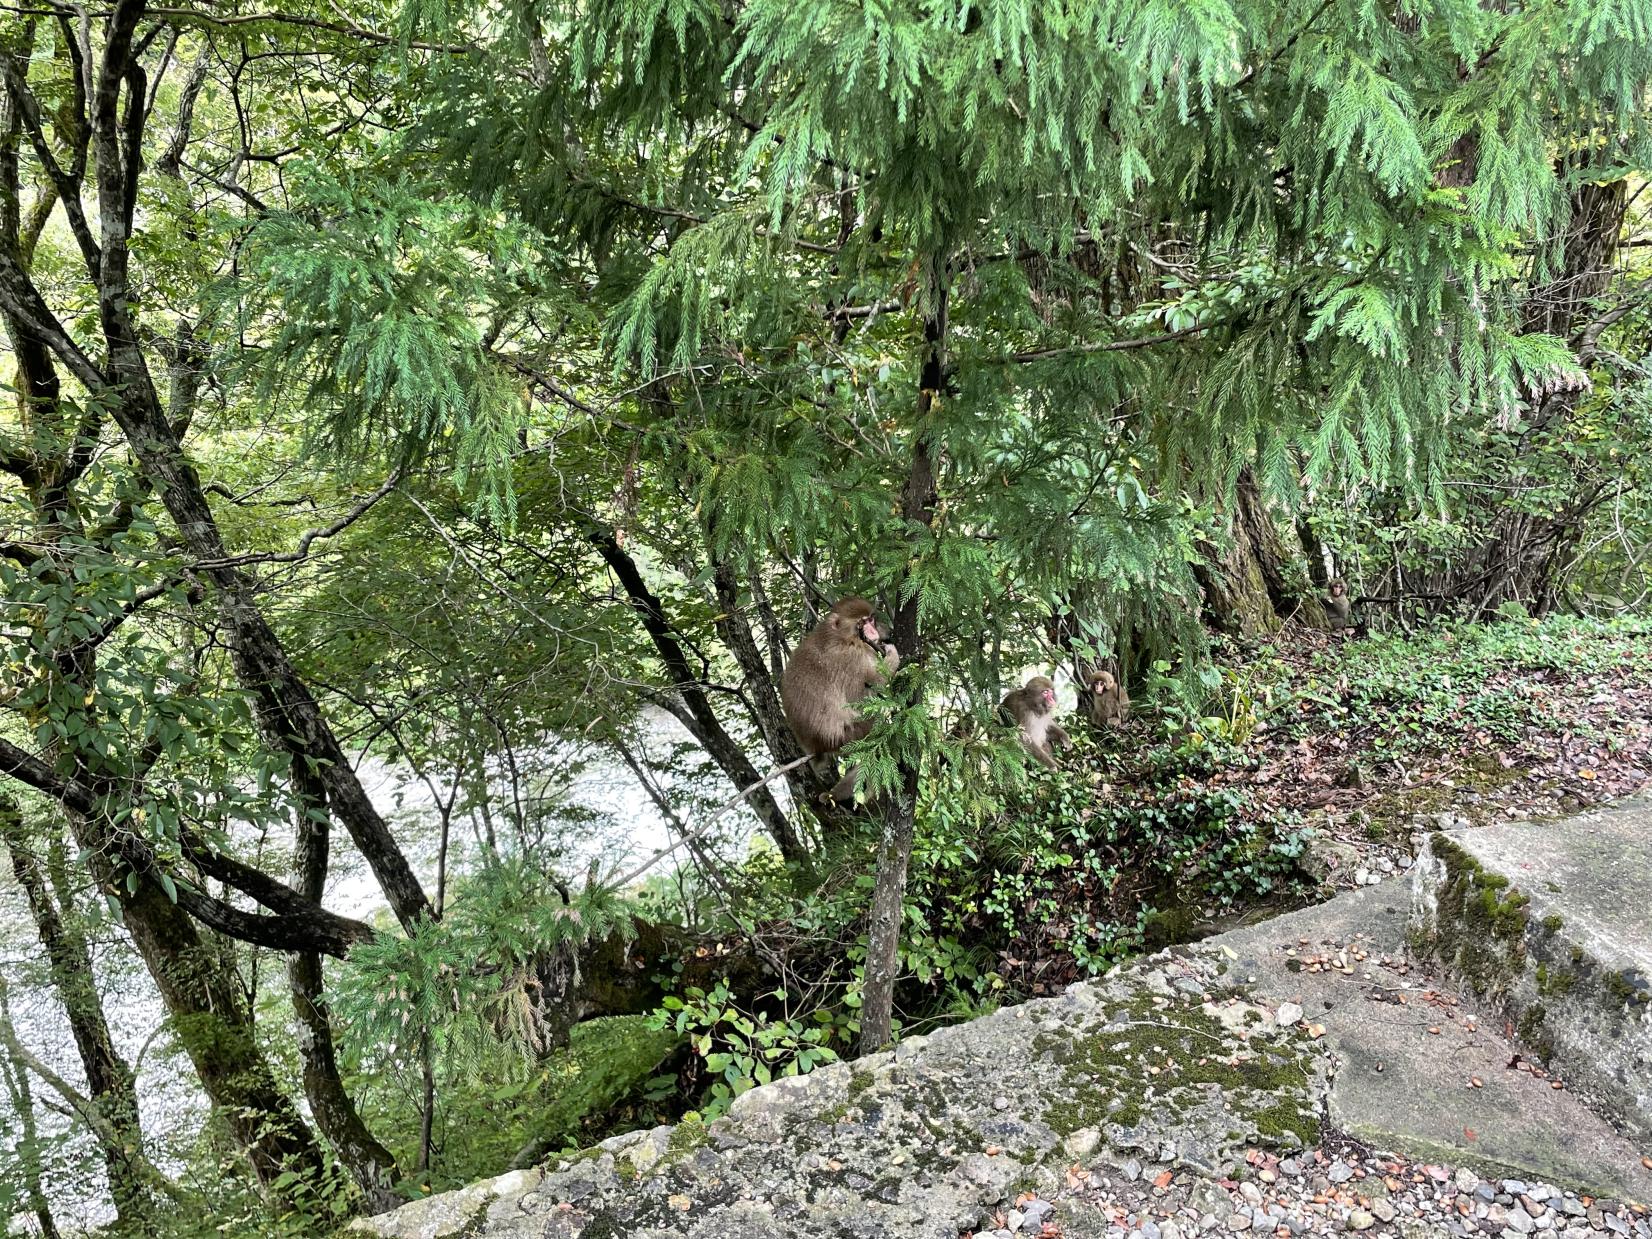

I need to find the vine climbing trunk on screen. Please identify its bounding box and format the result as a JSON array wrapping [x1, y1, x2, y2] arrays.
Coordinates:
[[859, 257, 946, 1057]]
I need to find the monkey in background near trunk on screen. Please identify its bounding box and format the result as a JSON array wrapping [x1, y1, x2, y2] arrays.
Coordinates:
[[1086, 667, 1129, 728], [1002, 675, 1070, 770], [1324, 578, 1352, 631], [781, 597, 900, 804]]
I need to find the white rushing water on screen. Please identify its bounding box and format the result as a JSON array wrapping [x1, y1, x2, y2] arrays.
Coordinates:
[[0, 707, 765, 1233]]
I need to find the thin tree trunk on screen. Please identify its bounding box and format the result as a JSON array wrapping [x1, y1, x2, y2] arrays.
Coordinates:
[[287, 773, 400, 1212], [0, 977, 60, 1239], [589, 527, 808, 862], [418, 1032, 436, 1179], [859, 258, 946, 1056], [0, 801, 146, 1224]]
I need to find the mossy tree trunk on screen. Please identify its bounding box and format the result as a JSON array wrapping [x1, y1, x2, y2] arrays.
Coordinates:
[[1195, 468, 1326, 635]]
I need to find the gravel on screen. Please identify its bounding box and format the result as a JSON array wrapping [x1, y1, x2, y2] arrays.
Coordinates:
[[1034, 1141, 1650, 1239]]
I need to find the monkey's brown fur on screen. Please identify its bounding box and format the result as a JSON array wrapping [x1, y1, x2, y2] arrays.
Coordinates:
[[1324, 579, 1352, 630], [781, 598, 900, 802], [1002, 675, 1070, 770], [1087, 669, 1129, 728]]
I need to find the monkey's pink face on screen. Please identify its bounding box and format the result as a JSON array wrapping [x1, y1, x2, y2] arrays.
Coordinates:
[[1041, 687, 1056, 707], [859, 617, 882, 644]]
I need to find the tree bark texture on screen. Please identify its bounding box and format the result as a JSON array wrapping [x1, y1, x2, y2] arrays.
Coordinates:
[[859, 259, 946, 1056]]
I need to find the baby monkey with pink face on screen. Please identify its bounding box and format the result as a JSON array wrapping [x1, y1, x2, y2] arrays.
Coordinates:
[[1002, 675, 1071, 769]]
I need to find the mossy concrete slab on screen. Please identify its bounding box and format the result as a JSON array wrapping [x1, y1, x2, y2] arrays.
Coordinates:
[[1410, 801, 1652, 1151], [353, 947, 1333, 1239], [1217, 878, 1652, 1200]]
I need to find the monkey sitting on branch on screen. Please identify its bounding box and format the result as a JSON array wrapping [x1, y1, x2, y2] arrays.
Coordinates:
[[780, 597, 900, 805], [1001, 675, 1070, 770]]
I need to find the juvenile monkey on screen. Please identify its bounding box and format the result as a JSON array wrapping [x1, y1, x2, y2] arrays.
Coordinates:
[[1002, 675, 1070, 770], [1323, 579, 1352, 631], [1087, 668, 1129, 728], [781, 597, 900, 803]]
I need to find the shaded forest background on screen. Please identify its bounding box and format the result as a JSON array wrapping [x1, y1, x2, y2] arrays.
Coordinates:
[[0, 0, 1650, 1233]]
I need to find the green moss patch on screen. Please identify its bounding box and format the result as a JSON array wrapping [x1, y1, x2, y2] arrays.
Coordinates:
[[1417, 835, 1532, 997], [1032, 994, 1321, 1151]]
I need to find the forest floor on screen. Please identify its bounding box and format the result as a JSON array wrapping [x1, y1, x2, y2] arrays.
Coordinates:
[[1137, 616, 1652, 894], [971, 618, 1652, 1001]]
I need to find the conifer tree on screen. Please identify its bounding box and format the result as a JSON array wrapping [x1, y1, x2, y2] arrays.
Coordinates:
[[339, 0, 1647, 1049]]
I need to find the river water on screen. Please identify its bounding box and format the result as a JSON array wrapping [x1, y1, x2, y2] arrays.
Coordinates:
[[0, 708, 766, 1233]]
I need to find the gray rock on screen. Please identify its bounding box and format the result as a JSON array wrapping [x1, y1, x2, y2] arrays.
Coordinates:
[[1507, 1211, 1535, 1235], [1303, 838, 1361, 884], [1329, 1162, 1355, 1185], [1350, 1211, 1376, 1231], [1229, 1214, 1254, 1232], [1065, 1128, 1101, 1159], [1374, 1201, 1398, 1224]]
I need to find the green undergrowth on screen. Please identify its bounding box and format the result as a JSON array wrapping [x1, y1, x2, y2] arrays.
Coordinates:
[[1283, 615, 1652, 755]]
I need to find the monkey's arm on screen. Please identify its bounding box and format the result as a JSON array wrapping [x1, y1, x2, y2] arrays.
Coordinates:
[[1049, 723, 1072, 748]]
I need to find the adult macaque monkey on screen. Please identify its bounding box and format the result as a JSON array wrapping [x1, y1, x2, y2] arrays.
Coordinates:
[[1002, 675, 1070, 770], [1087, 667, 1130, 729], [781, 597, 901, 803], [1323, 579, 1352, 631]]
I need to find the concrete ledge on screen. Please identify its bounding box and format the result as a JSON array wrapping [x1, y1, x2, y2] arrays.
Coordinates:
[[1409, 801, 1652, 1146]]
